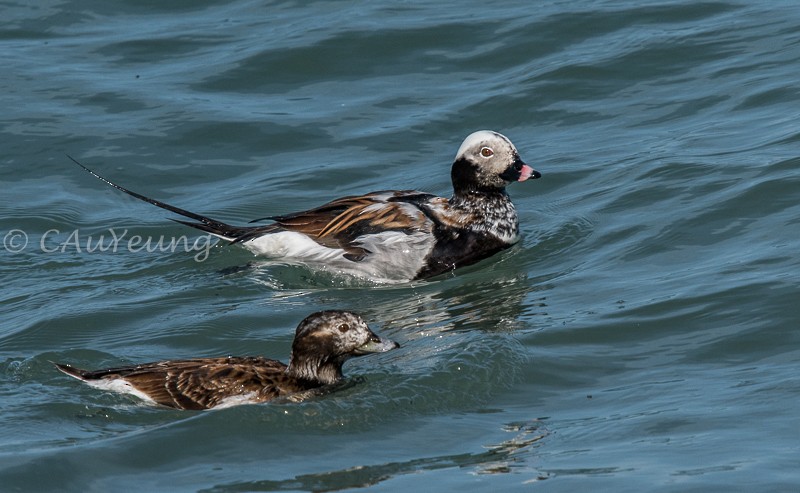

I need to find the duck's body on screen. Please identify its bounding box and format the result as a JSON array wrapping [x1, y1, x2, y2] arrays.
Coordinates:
[[71, 130, 540, 282], [55, 356, 310, 410], [233, 188, 521, 280], [55, 311, 399, 410]]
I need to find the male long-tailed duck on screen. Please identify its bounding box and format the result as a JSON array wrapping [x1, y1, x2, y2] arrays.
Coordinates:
[[70, 130, 541, 282], [54, 310, 399, 410]]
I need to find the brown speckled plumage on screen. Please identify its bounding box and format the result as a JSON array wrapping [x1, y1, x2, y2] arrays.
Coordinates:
[[55, 311, 399, 410]]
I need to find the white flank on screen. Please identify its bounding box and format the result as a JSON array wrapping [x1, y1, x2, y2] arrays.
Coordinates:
[[243, 230, 434, 282], [213, 392, 261, 409], [244, 231, 347, 261], [81, 378, 158, 405]]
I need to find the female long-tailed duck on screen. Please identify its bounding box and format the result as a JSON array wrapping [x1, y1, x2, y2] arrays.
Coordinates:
[[54, 311, 399, 410], [70, 130, 541, 282]]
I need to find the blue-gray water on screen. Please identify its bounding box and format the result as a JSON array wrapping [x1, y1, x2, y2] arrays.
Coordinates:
[[2, 1, 799, 491]]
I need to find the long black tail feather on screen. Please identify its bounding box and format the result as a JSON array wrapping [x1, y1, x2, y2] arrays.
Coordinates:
[[68, 155, 261, 242]]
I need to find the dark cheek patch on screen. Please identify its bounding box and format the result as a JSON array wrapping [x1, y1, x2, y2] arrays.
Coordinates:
[[499, 164, 521, 182]]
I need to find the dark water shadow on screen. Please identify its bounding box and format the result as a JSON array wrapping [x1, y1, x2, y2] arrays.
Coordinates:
[[200, 420, 549, 493]]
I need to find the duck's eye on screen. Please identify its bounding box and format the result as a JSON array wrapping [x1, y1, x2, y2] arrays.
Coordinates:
[[480, 147, 494, 158], [337, 323, 350, 333]]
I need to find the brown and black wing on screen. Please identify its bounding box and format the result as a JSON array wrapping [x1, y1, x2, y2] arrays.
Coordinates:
[[59, 357, 294, 410], [72, 157, 438, 257], [242, 190, 437, 260]]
